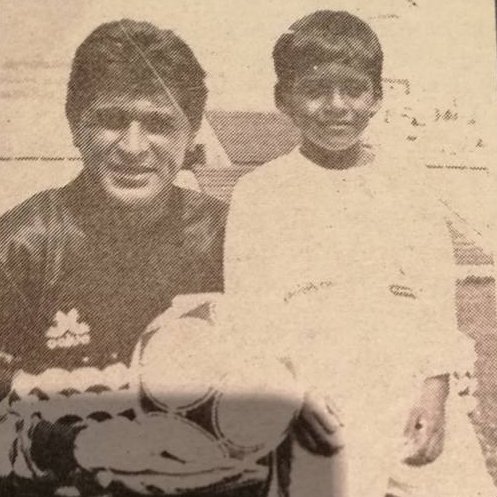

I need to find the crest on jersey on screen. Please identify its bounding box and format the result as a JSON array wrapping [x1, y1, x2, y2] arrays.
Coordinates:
[[389, 284, 416, 299], [45, 308, 90, 349]]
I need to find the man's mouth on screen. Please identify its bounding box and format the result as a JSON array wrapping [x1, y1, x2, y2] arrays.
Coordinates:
[[106, 162, 156, 186], [108, 162, 155, 174]]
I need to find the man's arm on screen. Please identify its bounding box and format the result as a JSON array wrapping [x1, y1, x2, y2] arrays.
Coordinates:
[[0, 196, 53, 482]]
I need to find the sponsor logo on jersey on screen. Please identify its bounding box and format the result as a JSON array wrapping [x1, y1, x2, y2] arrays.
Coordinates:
[[45, 308, 90, 349]]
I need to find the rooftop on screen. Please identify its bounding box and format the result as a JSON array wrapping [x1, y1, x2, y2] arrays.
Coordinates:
[[205, 110, 300, 166]]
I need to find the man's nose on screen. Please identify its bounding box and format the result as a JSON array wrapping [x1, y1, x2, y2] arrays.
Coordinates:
[[118, 121, 149, 156]]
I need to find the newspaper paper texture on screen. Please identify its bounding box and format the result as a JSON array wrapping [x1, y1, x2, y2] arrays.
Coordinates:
[[0, 1, 496, 496]]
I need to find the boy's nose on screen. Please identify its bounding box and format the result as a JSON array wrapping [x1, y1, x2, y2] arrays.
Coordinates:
[[118, 121, 149, 156], [323, 90, 348, 112]]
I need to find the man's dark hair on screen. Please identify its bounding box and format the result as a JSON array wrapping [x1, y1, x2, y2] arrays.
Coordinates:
[[273, 11, 383, 104], [66, 19, 208, 131]]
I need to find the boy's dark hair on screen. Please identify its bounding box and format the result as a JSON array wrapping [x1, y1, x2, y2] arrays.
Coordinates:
[[66, 19, 207, 131], [273, 11, 383, 104]]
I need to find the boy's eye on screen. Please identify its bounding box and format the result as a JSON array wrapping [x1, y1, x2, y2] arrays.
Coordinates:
[[297, 81, 369, 100], [343, 83, 367, 98], [299, 84, 326, 99]]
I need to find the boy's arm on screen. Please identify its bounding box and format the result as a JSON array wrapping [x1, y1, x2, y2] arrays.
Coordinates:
[[224, 176, 280, 301], [280, 391, 345, 496], [293, 391, 344, 457], [224, 178, 261, 297], [401, 197, 473, 465]]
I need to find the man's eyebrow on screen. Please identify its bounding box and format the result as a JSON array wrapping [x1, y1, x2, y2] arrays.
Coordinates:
[[93, 105, 124, 112], [93, 106, 177, 118], [118, 21, 188, 127]]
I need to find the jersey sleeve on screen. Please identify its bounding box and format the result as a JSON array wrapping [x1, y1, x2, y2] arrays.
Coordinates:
[[400, 195, 476, 384], [224, 175, 281, 301], [224, 176, 260, 297], [223, 174, 289, 350], [0, 198, 51, 482], [0, 200, 49, 399]]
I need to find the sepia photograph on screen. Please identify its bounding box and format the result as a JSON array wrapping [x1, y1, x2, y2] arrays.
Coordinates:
[[0, 1, 496, 496]]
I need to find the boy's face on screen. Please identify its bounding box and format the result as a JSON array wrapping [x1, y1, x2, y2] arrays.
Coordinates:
[[72, 89, 195, 208], [280, 62, 381, 152]]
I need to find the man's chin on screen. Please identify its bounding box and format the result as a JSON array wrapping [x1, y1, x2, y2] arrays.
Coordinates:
[[102, 182, 168, 210]]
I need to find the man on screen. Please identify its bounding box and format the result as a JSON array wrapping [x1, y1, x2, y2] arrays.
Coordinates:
[[0, 19, 229, 496], [0, 19, 341, 497]]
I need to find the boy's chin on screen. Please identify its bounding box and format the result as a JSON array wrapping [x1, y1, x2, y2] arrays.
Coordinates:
[[306, 136, 362, 154]]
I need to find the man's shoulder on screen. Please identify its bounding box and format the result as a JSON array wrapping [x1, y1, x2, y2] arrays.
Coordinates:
[[178, 187, 228, 229], [177, 189, 227, 275], [0, 188, 65, 246]]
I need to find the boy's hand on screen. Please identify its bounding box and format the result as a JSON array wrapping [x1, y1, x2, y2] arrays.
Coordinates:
[[402, 405, 445, 466], [293, 391, 345, 457], [402, 375, 449, 466]]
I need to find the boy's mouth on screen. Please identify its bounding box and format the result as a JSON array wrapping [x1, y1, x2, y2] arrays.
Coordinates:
[[323, 121, 352, 129], [317, 122, 353, 134]]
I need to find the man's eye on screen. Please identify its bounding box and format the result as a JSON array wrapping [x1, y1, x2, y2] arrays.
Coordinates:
[[143, 115, 175, 135], [93, 110, 129, 130]]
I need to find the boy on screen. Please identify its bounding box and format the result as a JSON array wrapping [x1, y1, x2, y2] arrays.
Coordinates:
[[224, 10, 494, 496]]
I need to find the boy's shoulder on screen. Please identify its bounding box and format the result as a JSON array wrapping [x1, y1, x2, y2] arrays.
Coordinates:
[[232, 148, 300, 198]]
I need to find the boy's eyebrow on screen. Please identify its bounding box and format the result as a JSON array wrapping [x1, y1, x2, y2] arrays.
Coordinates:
[[297, 78, 370, 88], [300, 74, 371, 83]]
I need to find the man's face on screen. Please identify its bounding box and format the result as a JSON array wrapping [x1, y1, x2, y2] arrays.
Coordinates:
[[281, 62, 381, 152], [72, 90, 195, 208]]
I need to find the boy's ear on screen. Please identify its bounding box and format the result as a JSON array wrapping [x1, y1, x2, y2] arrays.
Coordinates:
[[369, 97, 383, 118]]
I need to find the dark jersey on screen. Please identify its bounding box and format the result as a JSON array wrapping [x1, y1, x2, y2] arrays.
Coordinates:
[[0, 176, 274, 497], [0, 175, 226, 376]]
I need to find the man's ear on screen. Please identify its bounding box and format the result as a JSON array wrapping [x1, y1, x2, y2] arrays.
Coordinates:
[[69, 119, 83, 149], [182, 130, 199, 168], [185, 129, 197, 155]]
